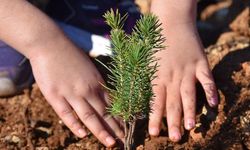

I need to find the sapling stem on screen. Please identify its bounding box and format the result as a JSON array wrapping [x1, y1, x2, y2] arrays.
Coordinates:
[[124, 120, 136, 150], [101, 9, 165, 149]]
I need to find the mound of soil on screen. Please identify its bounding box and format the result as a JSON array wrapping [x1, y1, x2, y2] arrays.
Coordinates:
[[0, 1, 249, 150]]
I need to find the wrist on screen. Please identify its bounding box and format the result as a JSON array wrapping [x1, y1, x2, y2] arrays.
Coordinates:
[[151, 0, 197, 27], [161, 23, 202, 50], [27, 35, 77, 62], [163, 21, 198, 36]]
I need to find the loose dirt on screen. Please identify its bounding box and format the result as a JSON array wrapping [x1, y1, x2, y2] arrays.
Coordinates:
[[0, 1, 249, 149]]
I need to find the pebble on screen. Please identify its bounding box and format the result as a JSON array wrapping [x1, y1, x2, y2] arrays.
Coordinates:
[[58, 120, 63, 124], [36, 127, 52, 135], [241, 62, 250, 76], [36, 147, 49, 150], [4, 135, 12, 142], [190, 125, 203, 142], [11, 135, 20, 143], [136, 145, 144, 150]]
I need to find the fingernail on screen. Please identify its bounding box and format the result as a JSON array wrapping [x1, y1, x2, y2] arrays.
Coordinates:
[[210, 97, 218, 106], [149, 127, 159, 136], [78, 128, 87, 137], [186, 119, 195, 130], [106, 136, 115, 146], [171, 131, 181, 142]]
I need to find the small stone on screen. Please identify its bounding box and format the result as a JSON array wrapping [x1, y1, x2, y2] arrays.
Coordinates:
[[36, 147, 49, 150], [36, 127, 52, 135], [58, 120, 63, 124], [240, 110, 250, 128], [86, 141, 91, 148], [229, 8, 250, 36], [136, 145, 144, 150], [241, 62, 250, 76], [11, 135, 20, 143], [227, 142, 243, 150], [30, 120, 36, 128], [4, 135, 11, 142], [243, 137, 250, 150], [190, 128, 203, 142], [76, 143, 82, 147], [202, 106, 208, 115], [195, 123, 202, 128]]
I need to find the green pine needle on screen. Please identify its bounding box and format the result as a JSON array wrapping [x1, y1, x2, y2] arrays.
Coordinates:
[[102, 9, 165, 122]]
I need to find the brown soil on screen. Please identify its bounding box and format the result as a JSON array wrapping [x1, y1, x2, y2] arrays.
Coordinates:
[[0, 1, 250, 150]]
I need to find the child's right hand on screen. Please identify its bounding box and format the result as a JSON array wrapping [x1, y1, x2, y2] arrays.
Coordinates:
[[29, 45, 123, 147], [0, 0, 123, 147]]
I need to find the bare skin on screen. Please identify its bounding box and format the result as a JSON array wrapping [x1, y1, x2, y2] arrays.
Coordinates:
[[0, 0, 123, 147], [0, 0, 218, 147], [149, 0, 218, 142]]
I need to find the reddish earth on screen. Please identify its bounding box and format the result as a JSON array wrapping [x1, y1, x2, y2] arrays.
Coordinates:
[[0, 1, 249, 150]]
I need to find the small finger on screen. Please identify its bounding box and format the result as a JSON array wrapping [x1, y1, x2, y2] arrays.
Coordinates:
[[166, 84, 182, 142], [68, 97, 116, 147], [180, 75, 196, 130], [149, 84, 166, 136], [48, 97, 87, 138], [196, 62, 218, 107]]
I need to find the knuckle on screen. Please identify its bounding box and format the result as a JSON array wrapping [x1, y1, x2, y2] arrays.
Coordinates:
[[153, 103, 161, 109], [198, 69, 213, 80], [180, 87, 191, 96], [203, 82, 216, 95], [167, 104, 182, 113], [71, 82, 99, 97], [203, 82, 216, 89], [80, 84, 96, 97], [157, 70, 173, 83], [185, 104, 195, 112], [44, 86, 60, 99], [189, 98, 195, 103], [181, 90, 196, 103], [82, 111, 96, 122], [151, 103, 163, 114], [166, 71, 174, 83], [101, 111, 112, 121], [70, 121, 80, 130], [59, 107, 73, 118]]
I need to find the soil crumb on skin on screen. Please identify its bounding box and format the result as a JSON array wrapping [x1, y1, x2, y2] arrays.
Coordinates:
[[0, 1, 250, 150]]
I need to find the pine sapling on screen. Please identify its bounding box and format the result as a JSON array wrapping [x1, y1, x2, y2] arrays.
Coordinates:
[[101, 9, 165, 150]]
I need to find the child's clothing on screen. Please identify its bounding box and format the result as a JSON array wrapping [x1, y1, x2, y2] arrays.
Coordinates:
[[0, 0, 141, 96], [47, 0, 140, 35], [0, 41, 33, 96]]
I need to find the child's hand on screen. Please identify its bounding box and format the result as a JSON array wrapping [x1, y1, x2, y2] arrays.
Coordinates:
[[0, 0, 122, 147], [148, 23, 218, 142], [29, 46, 123, 147]]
